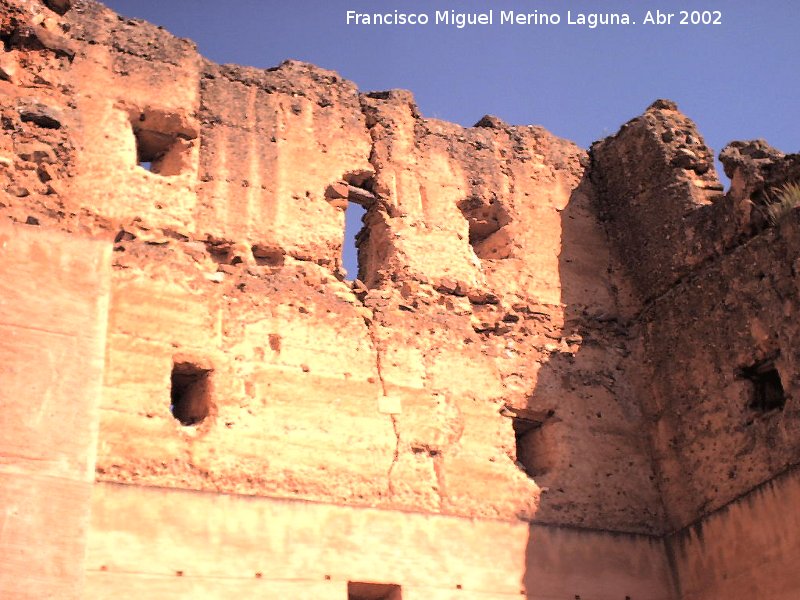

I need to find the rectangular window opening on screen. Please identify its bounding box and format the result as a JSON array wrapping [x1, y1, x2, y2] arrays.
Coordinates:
[[329, 171, 376, 282], [348, 582, 402, 600], [171, 361, 212, 426], [342, 201, 367, 281]]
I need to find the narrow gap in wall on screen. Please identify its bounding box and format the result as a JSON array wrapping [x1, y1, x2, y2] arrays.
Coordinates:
[[342, 201, 367, 280], [717, 159, 731, 195], [513, 417, 548, 478], [170, 361, 212, 426], [741, 357, 785, 413], [347, 581, 402, 600], [337, 171, 377, 281]]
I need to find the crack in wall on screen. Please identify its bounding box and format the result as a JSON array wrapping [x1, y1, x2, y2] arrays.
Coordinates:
[[431, 451, 446, 510], [360, 306, 401, 497], [387, 414, 401, 496], [352, 93, 407, 499]]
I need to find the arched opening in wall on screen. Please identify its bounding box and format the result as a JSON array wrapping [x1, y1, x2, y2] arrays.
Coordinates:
[[513, 416, 550, 479], [326, 172, 377, 281], [457, 195, 511, 260], [740, 357, 786, 413], [347, 581, 402, 600], [170, 361, 212, 426]]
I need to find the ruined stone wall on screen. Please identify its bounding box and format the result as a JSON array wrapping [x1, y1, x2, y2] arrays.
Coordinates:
[[640, 212, 800, 531], [0, 0, 664, 535], [590, 100, 731, 304], [593, 101, 800, 533]]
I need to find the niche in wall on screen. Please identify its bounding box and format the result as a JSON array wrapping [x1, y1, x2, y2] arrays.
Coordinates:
[[170, 361, 213, 426], [740, 357, 786, 413], [513, 416, 550, 478]]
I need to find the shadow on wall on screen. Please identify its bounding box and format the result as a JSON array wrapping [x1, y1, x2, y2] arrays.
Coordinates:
[[521, 174, 673, 599]]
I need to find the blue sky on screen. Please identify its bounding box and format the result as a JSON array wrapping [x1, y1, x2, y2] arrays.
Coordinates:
[[103, 0, 800, 275]]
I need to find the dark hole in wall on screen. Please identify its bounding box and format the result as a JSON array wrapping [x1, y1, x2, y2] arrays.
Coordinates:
[[208, 245, 231, 263], [347, 581, 402, 600], [514, 417, 548, 478], [44, 0, 72, 15], [741, 358, 786, 413], [170, 362, 212, 426]]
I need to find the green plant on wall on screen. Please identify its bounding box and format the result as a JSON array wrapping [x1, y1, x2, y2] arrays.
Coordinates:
[[766, 181, 800, 226]]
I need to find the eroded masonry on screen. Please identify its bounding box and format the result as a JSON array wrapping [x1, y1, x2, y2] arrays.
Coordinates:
[[2, 1, 799, 599]]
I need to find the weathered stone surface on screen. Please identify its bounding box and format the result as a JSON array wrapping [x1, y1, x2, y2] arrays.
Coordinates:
[[196, 59, 373, 268], [666, 467, 800, 600], [18, 100, 63, 128], [590, 99, 729, 303], [85, 481, 676, 600], [593, 100, 800, 535], [638, 207, 800, 530], [0, 221, 111, 599], [720, 139, 800, 231]]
